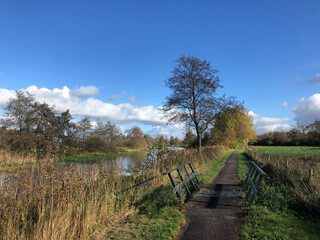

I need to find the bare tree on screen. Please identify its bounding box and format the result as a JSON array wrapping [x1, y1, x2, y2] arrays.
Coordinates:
[[163, 55, 237, 153]]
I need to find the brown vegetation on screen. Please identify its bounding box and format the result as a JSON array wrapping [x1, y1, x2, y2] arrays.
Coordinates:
[[0, 146, 227, 239], [245, 147, 320, 215]]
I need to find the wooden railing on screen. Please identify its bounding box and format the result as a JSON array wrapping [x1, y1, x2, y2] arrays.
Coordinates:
[[164, 161, 200, 201], [244, 161, 267, 206]]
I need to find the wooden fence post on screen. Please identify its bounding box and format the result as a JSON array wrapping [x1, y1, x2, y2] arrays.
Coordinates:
[[309, 169, 314, 182]]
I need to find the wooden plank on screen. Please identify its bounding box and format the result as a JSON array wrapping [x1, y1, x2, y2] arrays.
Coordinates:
[[173, 172, 198, 193], [189, 162, 200, 184], [251, 161, 266, 176], [246, 172, 257, 195], [164, 161, 192, 175], [177, 168, 191, 196], [184, 165, 196, 189], [168, 172, 181, 199]]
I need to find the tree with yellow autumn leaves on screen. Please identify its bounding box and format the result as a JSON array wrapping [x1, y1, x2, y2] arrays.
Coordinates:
[[210, 106, 256, 148]]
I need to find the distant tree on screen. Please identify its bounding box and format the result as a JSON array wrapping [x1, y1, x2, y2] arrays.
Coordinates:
[[1, 91, 36, 132], [125, 126, 147, 149], [288, 122, 308, 146], [162, 55, 237, 154], [272, 131, 290, 146], [155, 134, 169, 147], [75, 117, 92, 142], [0, 91, 74, 158], [169, 136, 175, 146], [211, 106, 255, 148], [93, 119, 120, 143], [183, 131, 197, 148], [143, 134, 154, 148], [91, 119, 121, 152], [307, 119, 320, 146], [202, 132, 210, 146]]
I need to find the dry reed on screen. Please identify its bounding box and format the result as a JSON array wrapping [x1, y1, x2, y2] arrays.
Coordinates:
[[0, 146, 228, 239]]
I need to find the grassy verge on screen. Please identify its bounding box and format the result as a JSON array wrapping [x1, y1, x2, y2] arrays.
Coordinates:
[[109, 185, 184, 239], [242, 206, 320, 240], [238, 150, 320, 240], [237, 151, 251, 183]]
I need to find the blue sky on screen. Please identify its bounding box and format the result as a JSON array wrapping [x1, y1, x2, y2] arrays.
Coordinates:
[[1, 0, 320, 137]]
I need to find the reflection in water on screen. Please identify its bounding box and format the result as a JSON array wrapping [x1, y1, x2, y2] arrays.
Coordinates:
[[0, 152, 146, 188]]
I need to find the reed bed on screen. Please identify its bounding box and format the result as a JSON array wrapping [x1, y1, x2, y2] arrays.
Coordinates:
[[245, 147, 320, 215], [0, 146, 227, 239], [0, 150, 38, 165]]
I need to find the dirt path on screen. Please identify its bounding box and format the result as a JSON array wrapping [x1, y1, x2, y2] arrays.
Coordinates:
[[180, 151, 244, 240]]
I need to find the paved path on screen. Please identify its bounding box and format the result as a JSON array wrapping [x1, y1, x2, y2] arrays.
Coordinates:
[[180, 151, 244, 240]]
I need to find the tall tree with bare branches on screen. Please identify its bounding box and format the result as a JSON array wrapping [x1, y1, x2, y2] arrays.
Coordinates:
[[163, 55, 237, 153]]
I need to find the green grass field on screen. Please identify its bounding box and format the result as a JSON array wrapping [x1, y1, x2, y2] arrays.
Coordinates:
[[251, 146, 320, 158]]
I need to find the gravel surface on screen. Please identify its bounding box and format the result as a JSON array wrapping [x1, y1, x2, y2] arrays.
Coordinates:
[[180, 151, 245, 240]]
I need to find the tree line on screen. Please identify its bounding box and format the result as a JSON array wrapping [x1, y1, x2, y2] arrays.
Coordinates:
[[0, 91, 182, 159], [0, 90, 256, 160], [254, 120, 320, 146]]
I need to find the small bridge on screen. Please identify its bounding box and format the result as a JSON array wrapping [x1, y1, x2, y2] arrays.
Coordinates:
[[164, 161, 200, 201]]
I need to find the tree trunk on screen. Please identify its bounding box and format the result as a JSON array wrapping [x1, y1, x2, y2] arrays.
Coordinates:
[[196, 131, 202, 155], [198, 135, 202, 155]]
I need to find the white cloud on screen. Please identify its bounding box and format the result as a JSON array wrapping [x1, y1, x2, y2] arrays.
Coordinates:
[[248, 111, 293, 134], [0, 85, 166, 126], [70, 85, 99, 98], [293, 93, 320, 124], [281, 101, 289, 108], [0, 88, 16, 106], [307, 74, 320, 85], [147, 123, 186, 139]]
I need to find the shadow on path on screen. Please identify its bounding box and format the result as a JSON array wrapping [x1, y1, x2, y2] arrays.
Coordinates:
[[180, 151, 245, 240]]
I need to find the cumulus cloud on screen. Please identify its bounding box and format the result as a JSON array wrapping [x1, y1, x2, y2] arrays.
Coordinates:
[[147, 123, 186, 139], [307, 74, 320, 85], [70, 85, 99, 98], [0, 85, 166, 126], [0, 88, 16, 106], [281, 101, 289, 108], [293, 93, 320, 124], [248, 111, 293, 134]]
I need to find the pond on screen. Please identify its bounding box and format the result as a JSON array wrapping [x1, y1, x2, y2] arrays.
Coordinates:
[[0, 147, 186, 188], [0, 151, 146, 188]]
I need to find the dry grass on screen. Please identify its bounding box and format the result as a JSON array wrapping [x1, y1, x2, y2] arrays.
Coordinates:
[[246, 147, 320, 214], [0, 150, 38, 165], [0, 146, 228, 239]]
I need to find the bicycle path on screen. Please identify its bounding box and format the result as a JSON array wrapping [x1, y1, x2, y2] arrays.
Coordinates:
[[180, 151, 244, 240]]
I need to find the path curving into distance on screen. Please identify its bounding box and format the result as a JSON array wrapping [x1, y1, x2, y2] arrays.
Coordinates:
[[180, 151, 245, 240]]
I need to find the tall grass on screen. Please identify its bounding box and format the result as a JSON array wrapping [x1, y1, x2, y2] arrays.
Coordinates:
[[0, 150, 38, 165], [0, 145, 228, 239], [245, 147, 320, 216]]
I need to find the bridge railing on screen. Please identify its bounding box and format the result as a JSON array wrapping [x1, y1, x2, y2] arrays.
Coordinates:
[[244, 161, 267, 206], [164, 161, 200, 201]]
